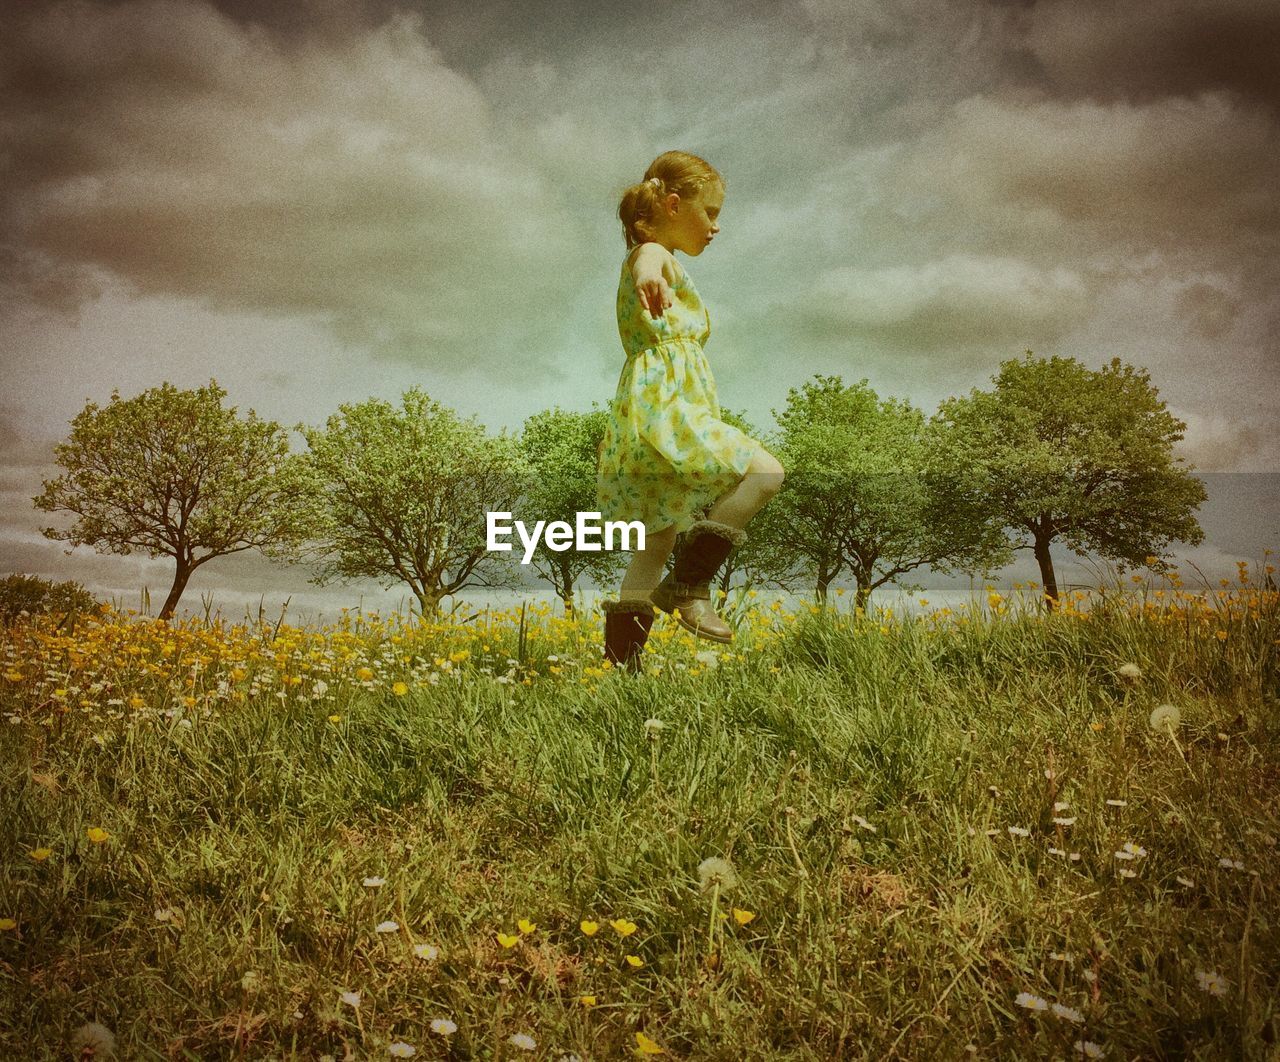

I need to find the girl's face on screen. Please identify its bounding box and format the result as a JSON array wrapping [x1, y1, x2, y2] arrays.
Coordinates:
[[663, 182, 723, 256]]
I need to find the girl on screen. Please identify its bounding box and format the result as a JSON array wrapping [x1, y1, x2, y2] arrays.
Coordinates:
[[597, 150, 785, 673]]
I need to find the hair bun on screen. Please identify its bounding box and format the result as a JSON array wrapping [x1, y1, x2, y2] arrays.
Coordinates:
[[647, 176, 662, 188]]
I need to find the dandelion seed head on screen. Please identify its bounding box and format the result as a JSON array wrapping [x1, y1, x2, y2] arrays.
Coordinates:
[[643, 717, 665, 737], [340, 991, 361, 1008], [70, 1022, 116, 1058], [1117, 662, 1142, 683], [697, 856, 738, 892], [1149, 704, 1181, 734]]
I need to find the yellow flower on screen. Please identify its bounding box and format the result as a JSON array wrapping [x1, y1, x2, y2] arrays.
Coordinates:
[[517, 918, 537, 934], [3, 670, 23, 682], [580, 920, 599, 936], [732, 908, 755, 925], [0, 918, 16, 931], [356, 666, 375, 681], [496, 932, 518, 948], [635, 1031, 664, 1055], [29, 848, 53, 862], [610, 918, 638, 937], [1090, 721, 1105, 732], [579, 994, 596, 1007], [1215, 630, 1228, 641], [392, 681, 409, 696], [625, 954, 645, 968], [328, 714, 342, 724], [86, 827, 110, 844], [449, 649, 470, 664]]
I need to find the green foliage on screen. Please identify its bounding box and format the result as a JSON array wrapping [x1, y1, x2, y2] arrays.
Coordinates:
[[761, 375, 1008, 605], [0, 574, 98, 624], [934, 352, 1207, 602], [517, 405, 623, 609], [32, 381, 306, 619], [296, 388, 529, 614]]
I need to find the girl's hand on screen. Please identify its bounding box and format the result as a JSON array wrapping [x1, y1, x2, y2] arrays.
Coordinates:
[[637, 275, 674, 319]]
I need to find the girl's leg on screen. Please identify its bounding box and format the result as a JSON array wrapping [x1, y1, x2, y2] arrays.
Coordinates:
[[705, 448, 785, 529], [618, 523, 678, 599]]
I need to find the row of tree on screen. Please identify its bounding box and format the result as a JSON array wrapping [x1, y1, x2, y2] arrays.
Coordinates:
[[33, 353, 1206, 619]]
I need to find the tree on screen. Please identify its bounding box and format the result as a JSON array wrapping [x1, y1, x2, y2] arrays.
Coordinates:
[[761, 376, 1007, 608], [517, 406, 624, 612], [34, 381, 307, 620], [933, 352, 1206, 606], [296, 389, 529, 615]]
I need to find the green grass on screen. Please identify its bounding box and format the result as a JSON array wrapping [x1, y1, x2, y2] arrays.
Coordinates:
[[1, 591, 1278, 1059]]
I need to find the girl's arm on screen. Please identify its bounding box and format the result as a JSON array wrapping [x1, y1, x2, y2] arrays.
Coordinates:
[[630, 242, 679, 319]]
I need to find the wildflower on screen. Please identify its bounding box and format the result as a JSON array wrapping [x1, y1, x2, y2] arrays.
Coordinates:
[[0, 918, 16, 931], [1074, 1041, 1107, 1058], [1195, 969, 1228, 996], [635, 1031, 664, 1055], [1053, 801, 1070, 812], [1049, 951, 1074, 962], [579, 994, 596, 1006], [508, 1033, 537, 1051], [153, 908, 176, 922], [625, 954, 645, 967], [1008, 826, 1030, 837], [1090, 721, 1105, 732], [413, 943, 439, 960], [1149, 704, 1181, 733], [328, 714, 342, 723], [86, 827, 110, 844], [580, 920, 599, 936], [1069, 852, 1081, 861], [609, 918, 637, 937], [517, 918, 537, 934], [391, 681, 409, 696], [340, 990, 361, 1007], [697, 856, 738, 892], [1118, 868, 1137, 878], [362, 876, 386, 888], [240, 971, 260, 991], [429, 1017, 457, 1035], [29, 847, 53, 862], [388, 1043, 416, 1059], [1104, 799, 1127, 807], [643, 718, 665, 738], [1175, 875, 1195, 888], [1114, 842, 1147, 860], [1117, 662, 1142, 683], [496, 932, 518, 948], [1053, 817, 1077, 826], [1048, 847, 1067, 857], [1217, 857, 1245, 871], [694, 650, 719, 668], [733, 908, 755, 925], [1015, 991, 1049, 1011], [70, 1022, 116, 1058], [1051, 1002, 1085, 1023], [375, 920, 400, 934]]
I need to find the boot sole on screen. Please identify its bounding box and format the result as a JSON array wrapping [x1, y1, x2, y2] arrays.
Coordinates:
[[674, 614, 734, 643]]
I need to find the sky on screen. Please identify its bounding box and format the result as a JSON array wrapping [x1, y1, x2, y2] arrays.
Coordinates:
[[1, 0, 1277, 617]]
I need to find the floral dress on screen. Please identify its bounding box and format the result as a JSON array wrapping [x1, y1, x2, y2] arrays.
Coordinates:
[[596, 245, 762, 535]]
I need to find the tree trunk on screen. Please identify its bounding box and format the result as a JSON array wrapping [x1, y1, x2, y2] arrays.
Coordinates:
[[815, 570, 831, 603], [159, 561, 194, 620], [413, 585, 444, 617], [855, 579, 872, 613], [1033, 534, 1059, 610]]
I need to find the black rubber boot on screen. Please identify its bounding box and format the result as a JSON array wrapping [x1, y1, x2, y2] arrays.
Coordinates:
[[649, 520, 746, 643], [602, 599, 657, 674]]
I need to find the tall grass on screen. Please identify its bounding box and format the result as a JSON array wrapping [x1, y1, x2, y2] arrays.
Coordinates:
[[1, 566, 1277, 1059]]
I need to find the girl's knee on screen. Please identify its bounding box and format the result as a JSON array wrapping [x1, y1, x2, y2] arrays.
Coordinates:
[[752, 450, 785, 495]]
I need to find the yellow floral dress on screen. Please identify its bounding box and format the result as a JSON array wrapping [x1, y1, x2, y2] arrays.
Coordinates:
[[597, 245, 762, 534]]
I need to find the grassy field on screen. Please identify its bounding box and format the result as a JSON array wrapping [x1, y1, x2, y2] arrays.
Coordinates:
[[1, 564, 1277, 1060]]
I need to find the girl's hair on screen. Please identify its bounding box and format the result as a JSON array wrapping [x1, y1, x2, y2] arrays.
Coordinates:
[[618, 150, 724, 249]]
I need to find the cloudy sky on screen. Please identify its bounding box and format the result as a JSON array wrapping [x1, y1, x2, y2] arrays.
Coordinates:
[[2, 0, 1276, 615]]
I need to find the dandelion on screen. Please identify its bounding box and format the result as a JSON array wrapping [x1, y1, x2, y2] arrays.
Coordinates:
[[625, 954, 645, 967], [733, 908, 755, 925], [580, 920, 599, 936], [1074, 1041, 1107, 1058], [609, 918, 637, 937], [388, 1043, 416, 1058], [694, 649, 719, 668], [375, 920, 399, 934], [1195, 969, 1228, 997], [362, 876, 386, 888], [1149, 704, 1181, 734], [0, 918, 16, 931], [1051, 1002, 1085, 1023], [413, 943, 439, 960], [517, 918, 537, 934], [70, 1022, 116, 1058], [1008, 826, 1030, 837], [340, 991, 361, 1008], [1117, 662, 1142, 683], [86, 827, 110, 844], [328, 714, 342, 723], [429, 1017, 457, 1035], [697, 857, 738, 892], [635, 1031, 664, 1055], [508, 1033, 537, 1051], [1015, 991, 1050, 1011], [643, 718, 665, 738], [391, 681, 409, 696], [29, 847, 53, 862], [579, 994, 596, 1006], [496, 932, 519, 948]]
